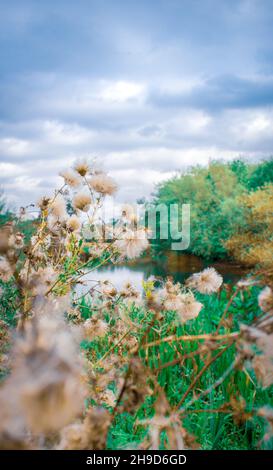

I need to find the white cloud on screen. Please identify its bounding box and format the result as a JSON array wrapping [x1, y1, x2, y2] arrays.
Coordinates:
[[0, 137, 33, 157], [227, 109, 273, 145], [1, 75, 273, 209], [42, 120, 94, 145], [242, 114, 273, 139], [166, 110, 212, 136], [0, 162, 23, 177], [100, 80, 145, 103]]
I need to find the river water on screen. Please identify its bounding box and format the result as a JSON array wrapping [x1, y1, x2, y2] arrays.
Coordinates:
[[88, 252, 248, 291]]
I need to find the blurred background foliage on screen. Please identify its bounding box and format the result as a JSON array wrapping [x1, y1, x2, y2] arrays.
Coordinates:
[[152, 158, 273, 266], [1, 158, 272, 268]]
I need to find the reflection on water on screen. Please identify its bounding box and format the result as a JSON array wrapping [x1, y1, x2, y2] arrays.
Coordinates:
[[82, 265, 146, 291], [87, 253, 248, 292]]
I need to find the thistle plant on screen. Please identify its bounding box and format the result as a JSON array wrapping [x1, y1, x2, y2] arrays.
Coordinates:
[[0, 160, 272, 450]]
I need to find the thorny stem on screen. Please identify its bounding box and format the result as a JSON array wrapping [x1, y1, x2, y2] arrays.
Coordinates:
[[155, 339, 232, 371], [179, 356, 242, 412], [94, 302, 154, 369], [45, 251, 114, 296], [73, 251, 115, 283], [181, 408, 233, 416], [95, 327, 133, 367], [215, 287, 240, 334], [143, 331, 240, 349], [17, 244, 117, 326], [175, 344, 232, 411], [111, 310, 158, 419], [28, 183, 66, 254], [15, 184, 67, 322]]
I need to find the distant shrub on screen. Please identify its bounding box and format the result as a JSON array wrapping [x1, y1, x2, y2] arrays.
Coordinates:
[[152, 158, 273, 263]]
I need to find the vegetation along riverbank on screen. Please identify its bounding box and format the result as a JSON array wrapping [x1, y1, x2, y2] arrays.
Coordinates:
[[0, 158, 272, 450]]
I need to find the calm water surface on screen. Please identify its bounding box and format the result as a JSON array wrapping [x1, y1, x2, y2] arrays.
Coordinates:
[[87, 252, 248, 292]]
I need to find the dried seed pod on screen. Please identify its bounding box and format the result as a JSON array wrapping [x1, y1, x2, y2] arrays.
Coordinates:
[[119, 358, 151, 414], [58, 407, 111, 450]]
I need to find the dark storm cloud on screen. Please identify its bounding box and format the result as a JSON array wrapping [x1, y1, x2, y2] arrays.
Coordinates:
[[149, 76, 273, 111]]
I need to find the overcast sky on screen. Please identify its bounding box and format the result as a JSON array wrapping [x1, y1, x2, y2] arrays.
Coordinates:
[[1, 0, 273, 208]]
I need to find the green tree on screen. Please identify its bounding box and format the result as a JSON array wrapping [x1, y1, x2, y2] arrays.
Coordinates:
[[152, 161, 247, 260], [248, 159, 273, 190]]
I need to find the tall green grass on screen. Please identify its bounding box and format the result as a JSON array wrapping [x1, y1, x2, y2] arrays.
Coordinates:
[[1, 279, 272, 449], [79, 286, 273, 450]]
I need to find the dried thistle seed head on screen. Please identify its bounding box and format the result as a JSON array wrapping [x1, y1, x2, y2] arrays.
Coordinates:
[[8, 232, 24, 250], [94, 364, 116, 390], [114, 228, 149, 259], [0, 223, 14, 255], [49, 193, 67, 219], [258, 287, 273, 314], [145, 291, 163, 311], [0, 257, 13, 282], [100, 389, 117, 408], [252, 333, 273, 388], [32, 294, 72, 320], [121, 204, 138, 222], [57, 422, 86, 450], [157, 282, 203, 323], [100, 281, 117, 297], [257, 406, 273, 424], [83, 407, 111, 449], [148, 281, 180, 311], [119, 358, 151, 414], [46, 214, 63, 234], [0, 432, 30, 450], [88, 174, 118, 196], [72, 192, 92, 212], [162, 292, 183, 312], [180, 426, 200, 450], [37, 196, 51, 211], [5, 248, 17, 265], [19, 265, 57, 296], [229, 396, 252, 425], [37, 265, 58, 292], [5, 316, 86, 434], [20, 370, 82, 434], [66, 214, 81, 233], [0, 391, 30, 450], [165, 279, 181, 294], [74, 159, 90, 177], [60, 170, 81, 187], [175, 292, 203, 322], [185, 267, 223, 294], [58, 406, 111, 450], [252, 355, 273, 388], [138, 392, 190, 450], [240, 324, 266, 342], [120, 283, 142, 307], [83, 317, 108, 341], [30, 246, 46, 261]]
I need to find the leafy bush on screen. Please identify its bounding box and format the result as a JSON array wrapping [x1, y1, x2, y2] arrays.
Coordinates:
[[152, 158, 273, 263]]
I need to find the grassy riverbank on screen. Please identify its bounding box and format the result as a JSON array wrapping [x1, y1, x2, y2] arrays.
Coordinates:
[[0, 161, 272, 450], [79, 284, 273, 450]]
